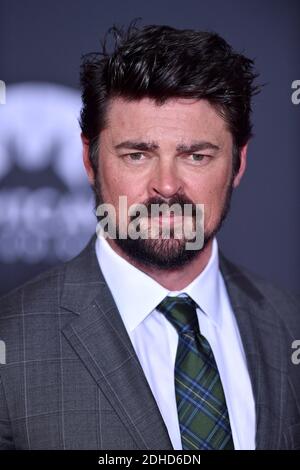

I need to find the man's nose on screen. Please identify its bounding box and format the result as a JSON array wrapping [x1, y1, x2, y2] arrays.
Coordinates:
[[148, 159, 183, 199]]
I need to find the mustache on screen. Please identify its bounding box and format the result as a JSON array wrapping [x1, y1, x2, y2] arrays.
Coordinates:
[[130, 195, 199, 219]]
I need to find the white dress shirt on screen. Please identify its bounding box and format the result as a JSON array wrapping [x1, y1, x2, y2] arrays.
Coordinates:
[[95, 233, 256, 450]]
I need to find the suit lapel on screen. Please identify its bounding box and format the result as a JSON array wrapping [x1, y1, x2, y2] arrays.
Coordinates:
[[58, 234, 285, 450], [60, 235, 173, 450], [219, 252, 286, 450]]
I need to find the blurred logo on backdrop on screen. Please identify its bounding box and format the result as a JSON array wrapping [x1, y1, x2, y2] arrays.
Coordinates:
[[0, 83, 95, 264]]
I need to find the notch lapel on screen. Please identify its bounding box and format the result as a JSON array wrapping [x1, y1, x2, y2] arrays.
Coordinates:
[[219, 252, 286, 450], [60, 235, 173, 450]]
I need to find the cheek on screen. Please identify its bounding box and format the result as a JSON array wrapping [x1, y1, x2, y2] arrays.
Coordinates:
[[99, 161, 143, 209], [193, 169, 231, 226]]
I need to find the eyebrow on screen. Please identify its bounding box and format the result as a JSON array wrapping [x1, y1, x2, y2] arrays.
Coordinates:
[[114, 140, 220, 153]]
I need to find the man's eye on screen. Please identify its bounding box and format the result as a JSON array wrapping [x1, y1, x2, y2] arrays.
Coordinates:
[[190, 154, 206, 162], [126, 153, 145, 161]]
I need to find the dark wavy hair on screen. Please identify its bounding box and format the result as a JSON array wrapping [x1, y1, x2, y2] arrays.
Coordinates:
[[79, 20, 262, 175]]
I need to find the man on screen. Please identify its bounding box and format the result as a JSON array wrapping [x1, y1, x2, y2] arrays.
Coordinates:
[[0, 23, 299, 450]]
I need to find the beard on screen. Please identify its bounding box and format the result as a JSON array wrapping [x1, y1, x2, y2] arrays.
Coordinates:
[[92, 175, 234, 270]]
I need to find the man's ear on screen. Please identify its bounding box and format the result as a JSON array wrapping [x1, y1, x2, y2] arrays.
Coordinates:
[[81, 133, 95, 185], [233, 142, 248, 188]]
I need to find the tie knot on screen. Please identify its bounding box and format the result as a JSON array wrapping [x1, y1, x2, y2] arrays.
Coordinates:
[[156, 294, 199, 333]]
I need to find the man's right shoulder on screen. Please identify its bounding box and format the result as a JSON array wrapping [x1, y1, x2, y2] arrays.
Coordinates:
[[0, 262, 66, 319], [0, 234, 97, 319], [0, 258, 81, 370]]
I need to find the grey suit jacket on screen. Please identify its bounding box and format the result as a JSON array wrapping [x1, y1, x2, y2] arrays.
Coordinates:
[[0, 234, 300, 450]]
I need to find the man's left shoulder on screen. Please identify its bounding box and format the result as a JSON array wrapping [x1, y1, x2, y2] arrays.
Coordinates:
[[219, 251, 300, 327]]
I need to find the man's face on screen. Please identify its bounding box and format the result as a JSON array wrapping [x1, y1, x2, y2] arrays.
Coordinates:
[[85, 97, 246, 269]]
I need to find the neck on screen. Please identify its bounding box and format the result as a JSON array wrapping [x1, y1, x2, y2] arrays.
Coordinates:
[[106, 238, 214, 291]]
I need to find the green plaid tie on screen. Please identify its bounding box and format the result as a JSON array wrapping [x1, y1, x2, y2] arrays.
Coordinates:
[[156, 293, 234, 450]]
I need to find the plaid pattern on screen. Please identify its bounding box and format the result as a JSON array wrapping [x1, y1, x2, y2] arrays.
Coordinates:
[[157, 293, 234, 450]]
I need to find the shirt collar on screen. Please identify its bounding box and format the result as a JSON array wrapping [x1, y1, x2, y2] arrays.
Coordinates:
[[95, 233, 222, 332]]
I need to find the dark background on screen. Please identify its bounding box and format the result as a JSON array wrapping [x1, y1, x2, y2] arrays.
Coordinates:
[[0, 0, 299, 295]]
